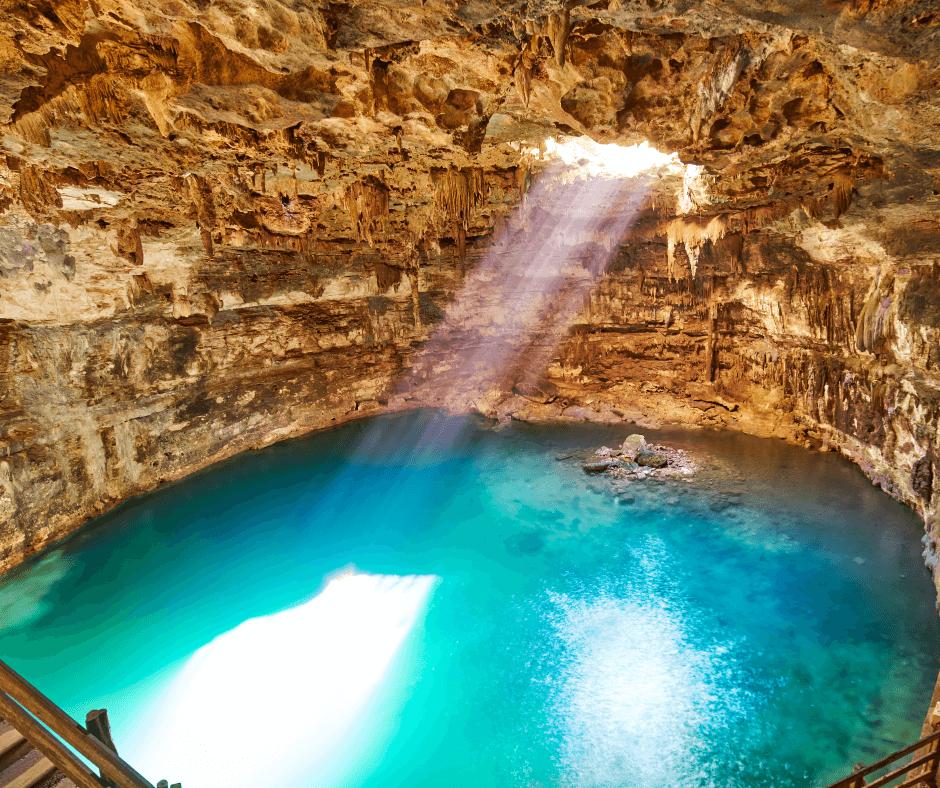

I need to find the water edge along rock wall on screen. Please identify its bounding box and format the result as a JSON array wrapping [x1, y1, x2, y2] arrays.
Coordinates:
[[0, 0, 938, 634]]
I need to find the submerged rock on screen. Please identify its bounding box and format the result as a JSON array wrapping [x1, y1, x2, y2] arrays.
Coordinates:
[[636, 450, 668, 469], [508, 532, 545, 555], [709, 497, 733, 512], [583, 459, 619, 473]]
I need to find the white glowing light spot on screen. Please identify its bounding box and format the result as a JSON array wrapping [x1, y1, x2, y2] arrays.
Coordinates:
[[132, 572, 438, 788], [538, 137, 680, 179], [523, 136, 709, 213], [544, 585, 752, 788]]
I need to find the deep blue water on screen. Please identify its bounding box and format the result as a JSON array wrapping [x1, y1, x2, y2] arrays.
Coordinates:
[[0, 412, 936, 788]]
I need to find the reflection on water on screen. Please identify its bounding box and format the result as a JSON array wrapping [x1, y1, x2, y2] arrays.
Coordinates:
[[133, 573, 438, 788], [543, 562, 753, 787], [0, 412, 936, 788]]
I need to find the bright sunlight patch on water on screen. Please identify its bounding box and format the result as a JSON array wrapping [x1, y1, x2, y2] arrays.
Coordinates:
[[134, 572, 438, 788], [545, 587, 751, 788]]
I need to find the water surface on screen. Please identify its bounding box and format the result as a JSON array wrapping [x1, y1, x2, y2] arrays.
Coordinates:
[[0, 412, 936, 788]]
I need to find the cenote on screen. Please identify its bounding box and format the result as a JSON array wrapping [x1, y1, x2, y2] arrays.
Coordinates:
[[0, 411, 937, 788]]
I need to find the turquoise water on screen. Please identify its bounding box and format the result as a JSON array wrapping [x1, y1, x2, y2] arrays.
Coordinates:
[[0, 411, 937, 788]]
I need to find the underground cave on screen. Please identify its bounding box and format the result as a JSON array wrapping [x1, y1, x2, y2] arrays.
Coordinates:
[[0, 1, 939, 788]]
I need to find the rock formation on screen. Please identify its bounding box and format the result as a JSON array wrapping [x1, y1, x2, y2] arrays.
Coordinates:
[[0, 0, 938, 613]]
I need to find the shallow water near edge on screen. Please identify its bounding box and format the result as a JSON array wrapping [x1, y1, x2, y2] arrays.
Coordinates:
[[0, 411, 937, 788]]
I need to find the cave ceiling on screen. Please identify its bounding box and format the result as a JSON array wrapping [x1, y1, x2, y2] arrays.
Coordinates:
[[3, 0, 940, 573], [0, 0, 938, 299]]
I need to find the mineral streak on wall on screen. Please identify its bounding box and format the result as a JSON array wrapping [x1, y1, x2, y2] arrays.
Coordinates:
[[0, 0, 939, 604]]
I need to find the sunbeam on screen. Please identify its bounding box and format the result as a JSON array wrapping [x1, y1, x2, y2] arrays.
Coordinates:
[[131, 572, 439, 788], [392, 139, 686, 456]]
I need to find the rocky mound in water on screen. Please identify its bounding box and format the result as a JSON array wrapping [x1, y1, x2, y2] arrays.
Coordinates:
[[580, 433, 696, 481], [557, 430, 747, 515]]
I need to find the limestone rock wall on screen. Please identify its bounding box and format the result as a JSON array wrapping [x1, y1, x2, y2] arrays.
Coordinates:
[[0, 238, 438, 571], [0, 0, 939, 589]]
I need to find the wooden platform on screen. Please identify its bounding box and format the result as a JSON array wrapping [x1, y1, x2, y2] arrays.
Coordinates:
[[0, 717, 75, 788]]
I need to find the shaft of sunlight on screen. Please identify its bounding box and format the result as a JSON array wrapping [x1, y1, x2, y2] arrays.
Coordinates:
[[131, 573, 439, 788], [356, 139, 686, 469], [403, 157, 655, 419]]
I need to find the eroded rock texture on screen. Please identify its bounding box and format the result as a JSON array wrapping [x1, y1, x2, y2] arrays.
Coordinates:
[[0, 0, 939, 590]]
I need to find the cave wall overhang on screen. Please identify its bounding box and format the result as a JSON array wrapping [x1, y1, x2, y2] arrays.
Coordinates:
[[0, 0, 938, 587]]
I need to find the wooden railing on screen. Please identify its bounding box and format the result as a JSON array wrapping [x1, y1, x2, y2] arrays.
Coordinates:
[[0, 658, 156, 788], [822, 729, 940, 788], [3, 649, 939, 788]]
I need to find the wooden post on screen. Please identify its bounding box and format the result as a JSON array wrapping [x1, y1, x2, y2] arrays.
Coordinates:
[[86, 710, 119, 788], [85, 711, 117, 755], [0, 659, 155, 788], [818, 730, 940, 788], [847, 763, 866, 788], [0, 690, 104, 788]]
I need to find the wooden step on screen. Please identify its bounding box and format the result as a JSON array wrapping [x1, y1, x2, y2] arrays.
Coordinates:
[[3, 757, 56, 788], [0, 732, 25, 758], [0, 729, 29, 774], [0, 748, 46, 788]]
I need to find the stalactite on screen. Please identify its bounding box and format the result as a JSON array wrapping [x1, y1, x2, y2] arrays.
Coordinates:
[[546, 9, 571, 67], [75, 76, 125, 127], [186, 174, 218, 229], [740, 204, 787, 234], [343, 174, 390, 245], [433, 167, 486, 231], [830, 171, 855, 219], [201, 228, 213, 258], [14, 112, 51, 147], [131, 272, 154, 298], [407, 256, 421, 329], [514, 166, 529, 200], [416, 224, 442, 271], [705, 304, 718, 383], [801, 197, 827, 220], [492, 212, 507, 247], [664, 215, 728, 280], [13, 76, 124, 147], [457, 224, 467, 263], [140, 32, 180, 54], [856, 287, 895, 354], [255, 227, 314, 256], [715, 232, 744, 272], [514, 36, 539, 107], [133, 226, 143, 266], [18, 165, 61, 216], [376, 259, 403, 292]]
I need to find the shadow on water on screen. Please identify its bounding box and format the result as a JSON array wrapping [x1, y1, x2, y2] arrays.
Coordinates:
[[0, 411, 936, 788]]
